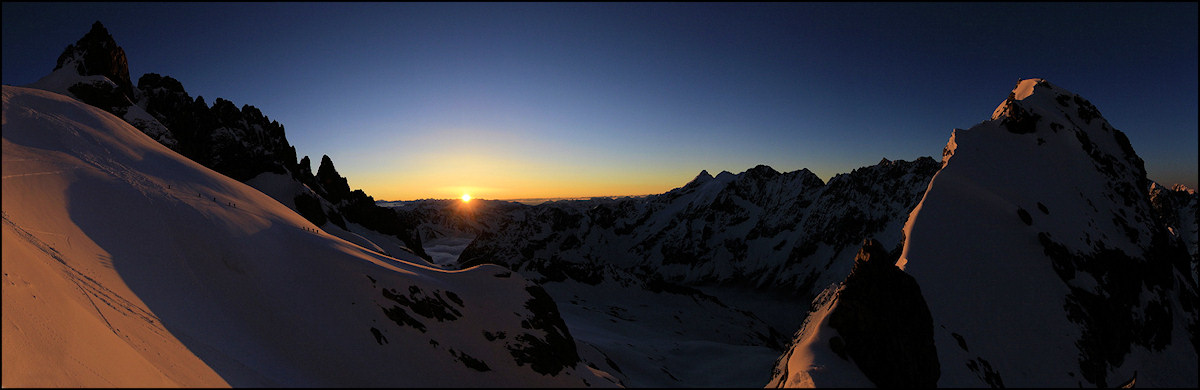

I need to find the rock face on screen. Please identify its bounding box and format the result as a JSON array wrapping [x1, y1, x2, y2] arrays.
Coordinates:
[[28, 21, 429, 262], [1148, 183, 1199, 279], [54, 21, 134, 99], [826, 239, 938, 388], [138, 73, 298, 182]]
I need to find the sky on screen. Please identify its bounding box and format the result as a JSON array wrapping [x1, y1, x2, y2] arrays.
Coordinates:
[[3, 2, 1197, 200]]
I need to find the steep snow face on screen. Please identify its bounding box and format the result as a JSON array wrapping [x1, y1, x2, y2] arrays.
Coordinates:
[[770, 79, 1198, 388], [27, 64, 178, 150], [25, 23, 431, 266], [2, 86, 615, 387], [899, 79, 1197, 387]]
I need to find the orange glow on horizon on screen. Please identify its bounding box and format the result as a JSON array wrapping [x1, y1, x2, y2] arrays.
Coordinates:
[[461, 194, 472, 202], [345, 158, 698, 201]]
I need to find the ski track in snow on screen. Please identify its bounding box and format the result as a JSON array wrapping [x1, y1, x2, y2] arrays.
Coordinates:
[[2, 168, 79, 179], [3, 211, 165, 338]]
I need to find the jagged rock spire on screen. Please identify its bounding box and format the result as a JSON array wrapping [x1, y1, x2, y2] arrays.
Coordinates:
[[54, 21, 133, 98]]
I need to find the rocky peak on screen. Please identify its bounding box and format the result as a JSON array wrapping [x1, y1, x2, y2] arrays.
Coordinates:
[[681, 169, 714, 191], [785, 168, 825, 188], [54, 21, 133, 99], [955, 79, 1149, 217], [137, 73, 186, 94], [850, 238, 895, 273], [827, 238, 939, 387], [742, 164, 781, 181], [1171, 184, 1196, 195], [898, 78, 1197, 387], [316, 155, 352, 202]]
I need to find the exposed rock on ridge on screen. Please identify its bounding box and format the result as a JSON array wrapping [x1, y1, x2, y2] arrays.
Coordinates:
[[54, 21, 134, 99], [31, 21, 430, 262], [826, 239, 938, 387]]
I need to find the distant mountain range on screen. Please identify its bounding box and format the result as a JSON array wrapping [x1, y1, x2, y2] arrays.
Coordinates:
[[4, 21, 1196, 387]]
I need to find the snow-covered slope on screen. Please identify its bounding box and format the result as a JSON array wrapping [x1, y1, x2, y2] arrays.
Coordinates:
[[771, 79, 1198, 387], [2, 85, 616, 387], [24, 21, 433, 265]]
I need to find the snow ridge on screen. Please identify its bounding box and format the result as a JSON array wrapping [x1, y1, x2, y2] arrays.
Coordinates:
[[2, 85, 617, 387], [773, 79, 1198, 387], [23, 21, 432, 263]]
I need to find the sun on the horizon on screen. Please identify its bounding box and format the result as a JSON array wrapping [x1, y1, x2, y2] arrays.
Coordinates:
[[461, 194, 472, 203]]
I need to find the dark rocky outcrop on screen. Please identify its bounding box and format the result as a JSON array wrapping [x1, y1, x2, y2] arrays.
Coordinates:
[[55, 21, 134, 99], [311, 156, 429, 259], [42, 21, 431, 262], [1039, 228, 1192, 387], [138, 74, 297, 182], [315, 155, 352, 203], [826, 239, 939, 388], [1148, 183, 1199, 265], [504, 285, 581, 376], [67, 79, 133, 117]]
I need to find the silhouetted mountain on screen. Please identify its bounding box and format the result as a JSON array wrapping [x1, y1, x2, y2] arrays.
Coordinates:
[[54, 21, 134, 99]]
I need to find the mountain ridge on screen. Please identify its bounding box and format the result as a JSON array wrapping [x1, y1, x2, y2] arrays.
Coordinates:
[[7, 21, 1198, 388], [771, 78, 1198, 387], [3, 83, 618, 387], [24, 21, 431, 263]]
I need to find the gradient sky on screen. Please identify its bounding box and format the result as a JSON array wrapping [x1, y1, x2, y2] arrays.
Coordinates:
[[4, 3, 1197, 200]]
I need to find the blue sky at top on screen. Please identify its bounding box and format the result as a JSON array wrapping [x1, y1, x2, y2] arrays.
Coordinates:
[[4, 2, 1196, 199]]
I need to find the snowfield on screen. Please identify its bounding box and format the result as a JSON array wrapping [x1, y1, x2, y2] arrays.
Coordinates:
[[6, 67, 1196, 388], [2, 85, 617, 387]]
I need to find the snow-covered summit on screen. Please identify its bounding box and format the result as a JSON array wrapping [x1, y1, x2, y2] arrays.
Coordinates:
[[681, 169, 714, 191], [773, 79, 1198, 387]]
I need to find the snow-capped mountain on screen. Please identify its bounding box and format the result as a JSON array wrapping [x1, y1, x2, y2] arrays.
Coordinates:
[[390, 158, 938, 386], [10, 21, 1197, 388], [2, 85, 618, 387], [455, 158, 938, 296], [25, 21, 431, 264], [770, 79, 1198, 387]]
